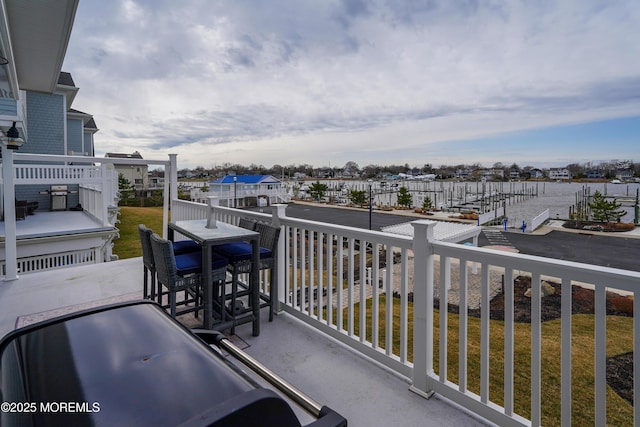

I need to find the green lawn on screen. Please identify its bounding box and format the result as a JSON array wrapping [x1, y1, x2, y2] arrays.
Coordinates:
[[112, 206, 164, 259], [341, 296, 633, 427]]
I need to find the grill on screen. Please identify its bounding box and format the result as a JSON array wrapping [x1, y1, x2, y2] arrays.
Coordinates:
[[49, 185, 69, 210], [0, 302, 347, 426]]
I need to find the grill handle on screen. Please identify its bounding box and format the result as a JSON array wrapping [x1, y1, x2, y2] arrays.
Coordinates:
[[193, 329, 327, 418]]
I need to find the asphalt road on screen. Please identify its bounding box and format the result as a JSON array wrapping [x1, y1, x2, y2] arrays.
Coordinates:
[[252, 203, 415, 230], [251, 203, 640, 272], [489, 231, 640, 272]]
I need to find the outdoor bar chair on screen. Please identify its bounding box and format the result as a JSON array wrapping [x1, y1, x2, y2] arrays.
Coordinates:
[[213, 221, 280, 324], [138, 224, 201, 299], [238, 217, 257, 230], [151, 233, 228, 319], [138, 224, 157, 300]]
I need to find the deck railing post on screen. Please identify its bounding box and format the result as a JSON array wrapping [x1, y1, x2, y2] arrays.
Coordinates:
[[100, 163, 110, 226], [165, 154, 176, 238], [2, 147, 18, 281], [410, 220, 436, 398], [271, 204, 287, 314]]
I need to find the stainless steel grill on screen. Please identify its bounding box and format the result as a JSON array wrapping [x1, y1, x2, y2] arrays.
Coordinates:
[[49, 185, 68, 210]]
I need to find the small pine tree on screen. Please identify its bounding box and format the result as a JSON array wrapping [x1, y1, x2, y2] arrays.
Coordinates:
[[349, 189, 367, 207], [397, 187, 413, 208], [308, 181, 328, 201], [422, 195, 433, 211], [588, 191, 627, 222], [118, 173, 135, 205]]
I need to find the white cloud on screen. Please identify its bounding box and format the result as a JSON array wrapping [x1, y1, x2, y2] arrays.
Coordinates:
[[63, 0, 640, 168]]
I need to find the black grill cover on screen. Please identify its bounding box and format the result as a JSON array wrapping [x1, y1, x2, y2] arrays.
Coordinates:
[[0, 302, 312, 427]]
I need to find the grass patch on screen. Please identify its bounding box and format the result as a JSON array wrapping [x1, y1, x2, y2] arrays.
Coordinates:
[[112, 206, 164, 259], [339, 296, 633, 426]]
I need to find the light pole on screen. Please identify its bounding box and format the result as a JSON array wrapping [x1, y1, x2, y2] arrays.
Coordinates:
[[368, 179, 373, 230], [233, 176, 237, 208]]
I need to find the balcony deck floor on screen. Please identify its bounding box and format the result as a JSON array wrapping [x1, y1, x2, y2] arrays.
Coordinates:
[[0, 259, 492, 426], [0, 210, 112, 238]]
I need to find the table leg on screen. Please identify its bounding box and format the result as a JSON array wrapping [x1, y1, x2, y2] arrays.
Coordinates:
[[202, 245, 213, 330], [251, 237, 260, 336]]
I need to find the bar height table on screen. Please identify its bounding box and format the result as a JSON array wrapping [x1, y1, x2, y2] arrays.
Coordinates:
[[168, 220, 261, 335]]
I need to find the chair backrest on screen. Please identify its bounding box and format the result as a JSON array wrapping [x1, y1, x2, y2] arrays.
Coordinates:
[[138, 224, 155, 269], [238, 218, 256, 230], [150, 233, 178, 289], [255, 222, 280, 253]]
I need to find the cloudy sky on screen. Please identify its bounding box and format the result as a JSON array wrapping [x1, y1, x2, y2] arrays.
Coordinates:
[[62, 0, 640, 170]]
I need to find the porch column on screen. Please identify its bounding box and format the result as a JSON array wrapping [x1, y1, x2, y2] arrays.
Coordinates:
[[2, 147, 18, 281], [271, 204, 287, 315], [409, 220, 436, 397]]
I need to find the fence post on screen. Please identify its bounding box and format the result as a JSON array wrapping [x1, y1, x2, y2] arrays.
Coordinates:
[[272, 204, 288, 314], [410, 220, 436, 398]]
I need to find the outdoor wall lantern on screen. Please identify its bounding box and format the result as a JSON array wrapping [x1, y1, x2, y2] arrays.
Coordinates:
[[4, 122, 24, 150]]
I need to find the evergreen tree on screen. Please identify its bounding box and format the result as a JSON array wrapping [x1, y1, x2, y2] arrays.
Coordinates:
[[589, 191, 627, 222], [349, 189, 367, 207], [118, 173, 135, 205], [397, 187, 413, 208], [422, 195, 433, 211], [308, 181, 328, 201]]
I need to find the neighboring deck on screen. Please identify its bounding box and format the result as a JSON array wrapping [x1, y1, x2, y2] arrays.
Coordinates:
[[0, 210, 113, 239], [0, 258, 491, 427]]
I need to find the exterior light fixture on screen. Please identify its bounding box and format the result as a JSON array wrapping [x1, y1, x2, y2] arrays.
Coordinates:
[[233, 176, 238, 208], [5, 122, 24, 150]]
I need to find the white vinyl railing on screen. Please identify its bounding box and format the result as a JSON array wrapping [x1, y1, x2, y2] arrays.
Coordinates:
[[530, 209, 550, 231], [0, 249, 97, 276], [12, 164, 103, 184], [478, 206, 505, 225], [1, 161, 116, 226], [170, 199, 640, 427]]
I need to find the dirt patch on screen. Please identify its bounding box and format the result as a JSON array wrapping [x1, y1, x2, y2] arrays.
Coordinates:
[[563, 220, 636, 232]]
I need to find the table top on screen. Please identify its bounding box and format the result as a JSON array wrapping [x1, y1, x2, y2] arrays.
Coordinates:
[[169, 219, 259, 245]]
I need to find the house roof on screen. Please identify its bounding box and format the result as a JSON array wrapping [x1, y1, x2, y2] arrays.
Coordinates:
[[85, 118, 98, 130], [68, 108, 98, 130], [105, 151, 143, 159], [4, 0, 78, 94], [212, 175, 281, 184], [58, 71, 75, 87]]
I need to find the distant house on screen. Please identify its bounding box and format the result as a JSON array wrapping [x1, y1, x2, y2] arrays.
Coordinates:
[[293, 172, 307, 180], [105, 151, 150, 191], [586, 169, 604, 179], [477, 168, 504, 180], [529, 169, 545, 179], [455, 169, 472, 180], [192, 175, 289, 207], [548, 168, 571, 180], [615, 169, 634, 181]]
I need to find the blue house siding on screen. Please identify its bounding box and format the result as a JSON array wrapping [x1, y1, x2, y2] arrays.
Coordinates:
[[67, 118, 83, 154], [24, 92, 65, 155], [16, 185, 47, 211], [83, 132, 94, 156], [0, 98, 18, 116], [14, 91, 79, 210]]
